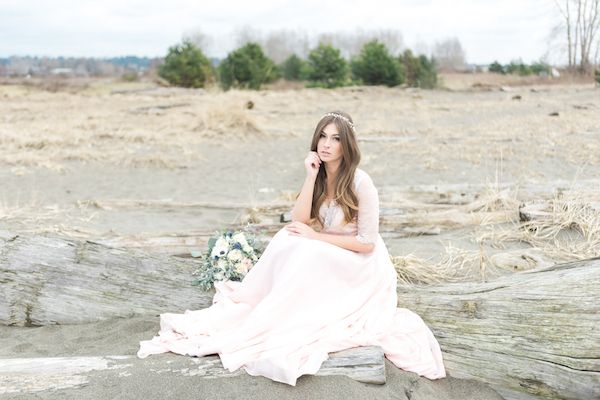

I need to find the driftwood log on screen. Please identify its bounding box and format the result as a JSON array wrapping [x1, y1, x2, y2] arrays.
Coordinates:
[[0, 230, 208, 326], [1, 230, 599, 399], [397, 258, 600, 400], [0, 346, 385, 395]]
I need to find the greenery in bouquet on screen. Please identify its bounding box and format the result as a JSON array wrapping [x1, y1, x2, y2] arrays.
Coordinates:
[[192, 230, 264, 291]]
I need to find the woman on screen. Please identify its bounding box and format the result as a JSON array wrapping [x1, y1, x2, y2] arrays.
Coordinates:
[[137, 111, 446, 385]]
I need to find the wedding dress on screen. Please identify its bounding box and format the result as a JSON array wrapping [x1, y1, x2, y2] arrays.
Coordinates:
[[137, 168, 446, 385]]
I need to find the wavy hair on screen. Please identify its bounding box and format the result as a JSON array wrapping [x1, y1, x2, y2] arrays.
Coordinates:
[[309, 110, 361, 226]]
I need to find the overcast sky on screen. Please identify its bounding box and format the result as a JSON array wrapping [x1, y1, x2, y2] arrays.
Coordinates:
[[1, 0, 562, 64]]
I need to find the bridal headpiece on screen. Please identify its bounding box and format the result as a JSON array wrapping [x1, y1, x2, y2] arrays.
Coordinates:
[[322, 112, 356, 133]]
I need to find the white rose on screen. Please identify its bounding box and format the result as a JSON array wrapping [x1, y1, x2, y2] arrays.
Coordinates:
[[235, 262, 248, 275], [227, 249, 243, 262], [214, 270, 224, 280], [233, 233, 250, 247], [216, 258, 228, 270]]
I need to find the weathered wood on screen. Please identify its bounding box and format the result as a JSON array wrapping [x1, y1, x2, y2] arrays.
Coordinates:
[[519, 200, 600, 222], [396, 258, 600, 400], [0, 230, 211, 326], [0, 346, 385, 394]]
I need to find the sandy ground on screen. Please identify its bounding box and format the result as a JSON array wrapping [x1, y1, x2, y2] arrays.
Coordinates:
[[1, 73, 599, 398], [0, 316, 503, 400]]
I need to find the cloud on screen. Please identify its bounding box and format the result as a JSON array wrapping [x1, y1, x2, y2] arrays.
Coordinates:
[[0, 0, 559, 63]]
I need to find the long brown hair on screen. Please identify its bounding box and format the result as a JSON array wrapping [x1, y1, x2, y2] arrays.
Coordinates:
[[310, 111, 361, 226]]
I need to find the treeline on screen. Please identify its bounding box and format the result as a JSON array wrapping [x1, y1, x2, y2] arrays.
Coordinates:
[[0, 56, 161, 77], [159, 40, 438, 90], [488, 60, 554, 76]]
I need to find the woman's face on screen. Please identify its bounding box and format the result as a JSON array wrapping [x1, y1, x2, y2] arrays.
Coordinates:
[[317, 122, 342, 164]]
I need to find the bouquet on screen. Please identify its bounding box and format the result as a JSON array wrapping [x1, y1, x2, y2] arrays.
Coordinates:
[[192, 230, 263, 291]]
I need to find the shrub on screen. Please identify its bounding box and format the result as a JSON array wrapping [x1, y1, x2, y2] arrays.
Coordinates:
[[218, 43, 278, 90], [351, 40, 404, 86], [595, 69, 600, 84], [488, 61, 505, 74], [280, 54, 306, 81], [306, 44, 348, 88], [401, 50, 437, 88], [159, 40, 213, 88], [531, 62, 552, 75], [506, 60, 533, 76], [417, 55, 438, 88], [490, 60, 554, 77], [121, 71, 139, 82]]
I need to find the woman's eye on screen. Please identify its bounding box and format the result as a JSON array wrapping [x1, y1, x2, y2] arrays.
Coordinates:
[[334, 137, 340, 141], [320, 133, 326, 137]]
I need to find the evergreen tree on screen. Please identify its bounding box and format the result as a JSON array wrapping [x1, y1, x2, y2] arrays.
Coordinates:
[[218, 43, 278, 90], [351, 40, 404, 86], [306, 44, 348, 88], [159, 40, 213, 88]]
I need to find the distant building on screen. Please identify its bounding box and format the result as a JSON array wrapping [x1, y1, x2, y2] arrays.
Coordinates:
[[50, 67, 74, 76]]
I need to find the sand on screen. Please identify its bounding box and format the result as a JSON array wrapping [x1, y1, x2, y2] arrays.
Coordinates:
[[0, 316, 503, 400]]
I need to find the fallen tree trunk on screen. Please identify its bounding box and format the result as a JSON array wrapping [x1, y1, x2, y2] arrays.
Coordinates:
[[0, 230, 210, 326], [1, 231, 598, 399], [397, 258, 600, 400]]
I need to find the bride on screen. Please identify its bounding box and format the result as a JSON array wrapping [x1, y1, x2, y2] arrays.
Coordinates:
[[137, 111, 446, 385]]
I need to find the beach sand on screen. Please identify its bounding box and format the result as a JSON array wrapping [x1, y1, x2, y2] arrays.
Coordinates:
[[0, 316, 503, 400]]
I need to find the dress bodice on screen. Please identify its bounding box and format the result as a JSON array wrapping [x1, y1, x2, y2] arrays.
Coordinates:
[[318, 168, 380, 244]]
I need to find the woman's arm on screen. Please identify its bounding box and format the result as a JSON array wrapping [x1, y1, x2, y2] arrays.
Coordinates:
[[315, 231, 375, 253], [290, 175, 317, 224], [290, 151, 321, 224], [285, 221, 374, 253]]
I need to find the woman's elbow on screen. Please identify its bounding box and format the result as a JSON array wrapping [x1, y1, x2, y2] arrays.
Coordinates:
[[290, 212, 310, 224], [290, 214, 308, 224]]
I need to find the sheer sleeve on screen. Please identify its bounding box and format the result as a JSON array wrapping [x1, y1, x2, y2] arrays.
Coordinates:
[[354, 173, 380, 245]]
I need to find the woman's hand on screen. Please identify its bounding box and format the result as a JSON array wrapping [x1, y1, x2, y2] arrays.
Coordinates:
[[285, 221, 318, 240], [304, 151, 321, 178]]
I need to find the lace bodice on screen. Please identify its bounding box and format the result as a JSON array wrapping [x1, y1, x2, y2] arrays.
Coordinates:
[[318, 168, 380, 245]]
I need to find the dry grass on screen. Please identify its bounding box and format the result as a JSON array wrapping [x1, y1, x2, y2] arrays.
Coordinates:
[[193, 97, 263, 138], [0, 204, 71, 233], [2, 75, 600, 174], [440, 71, 595, 91], [477, 191, 600, 262], [391, 185, 600, 285], [392, 244, 485, 285], [0, 195, 97, 235], [0, 82, 265, 171]]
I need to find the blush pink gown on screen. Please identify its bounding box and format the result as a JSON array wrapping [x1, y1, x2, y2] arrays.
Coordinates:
[[137, 169, 446, 385]]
